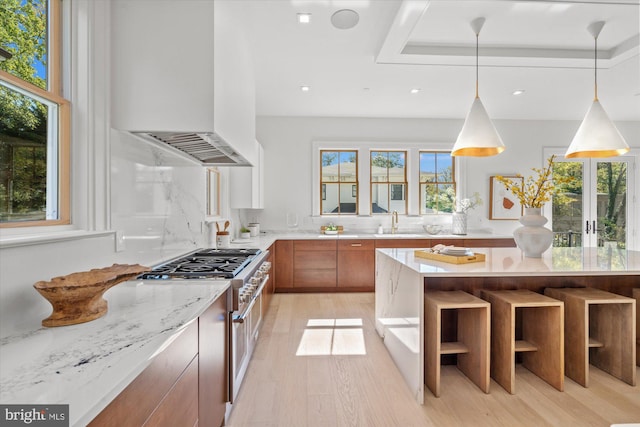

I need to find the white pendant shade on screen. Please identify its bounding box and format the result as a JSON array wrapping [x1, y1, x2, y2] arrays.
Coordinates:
[[565, 100, 629, 158], [452, 97, 506, 157]]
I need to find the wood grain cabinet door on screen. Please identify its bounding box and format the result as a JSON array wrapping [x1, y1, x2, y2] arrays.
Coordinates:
[[337, 240, 375, 289], [293, 240, 337, 288], [274, 240, 294, 289], [199, 291, 229, 427], [88, 322, 199, 427]]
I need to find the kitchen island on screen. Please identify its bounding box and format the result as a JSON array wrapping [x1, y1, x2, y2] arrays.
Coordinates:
[[375, 246, 640, 404], [0, 279, 229, 426]]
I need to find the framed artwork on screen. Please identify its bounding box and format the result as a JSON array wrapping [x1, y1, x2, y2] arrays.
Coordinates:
[[489, 176, 523, 220], [206, 168, 220, 217]]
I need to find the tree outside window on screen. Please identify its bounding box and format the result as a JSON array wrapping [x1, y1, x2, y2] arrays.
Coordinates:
[[1, 0, 68, 225], [420, 152, 455, 214]]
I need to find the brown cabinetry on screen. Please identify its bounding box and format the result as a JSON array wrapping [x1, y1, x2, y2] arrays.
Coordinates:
[[337, 239, 375, 290], [274, 240, 293, 290], [273, 237, 515, 293], [199, 290, 229, 427], [294, 240, 337, 287], [89, 320, 199, 427], [465, 238, 516, 247], [90, 291, 230, 427], [375, 238, 431, 249]]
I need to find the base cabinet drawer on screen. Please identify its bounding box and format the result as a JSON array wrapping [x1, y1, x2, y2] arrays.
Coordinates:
[[294, 269, 337, 287], [145, 355, 199, 426], [89, 321, 199, 426]]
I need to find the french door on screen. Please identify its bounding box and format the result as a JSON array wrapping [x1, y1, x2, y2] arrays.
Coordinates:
[[548, 154, 635, 249]]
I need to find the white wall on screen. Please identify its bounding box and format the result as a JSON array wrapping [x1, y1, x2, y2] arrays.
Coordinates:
[[255, 116, 640, 245]]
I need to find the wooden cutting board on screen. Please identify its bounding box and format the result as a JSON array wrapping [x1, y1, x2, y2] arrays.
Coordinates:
[[414, 250, 486, 264]]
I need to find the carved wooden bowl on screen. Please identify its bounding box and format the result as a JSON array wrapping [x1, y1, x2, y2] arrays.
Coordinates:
[[33, 264, 150, 327]]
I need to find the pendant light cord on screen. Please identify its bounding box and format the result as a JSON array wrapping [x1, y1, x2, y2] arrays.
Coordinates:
[[475, 33, 479, 99], [594, 36, 598, 101]]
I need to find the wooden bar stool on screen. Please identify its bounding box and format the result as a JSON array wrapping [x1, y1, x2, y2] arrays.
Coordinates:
[[424, 290, 490, 397], [481, 289, 564, 394], [545, 287, 636, 387], [635, 288, 640, 367]]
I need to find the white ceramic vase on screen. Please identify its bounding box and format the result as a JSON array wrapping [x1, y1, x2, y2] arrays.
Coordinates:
[[513, 207, 553, 258], [452, 211, 467, 235]]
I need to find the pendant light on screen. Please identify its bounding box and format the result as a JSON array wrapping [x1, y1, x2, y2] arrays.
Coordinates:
[[452, 17, 505, 157], [565, 21, 629, 158]]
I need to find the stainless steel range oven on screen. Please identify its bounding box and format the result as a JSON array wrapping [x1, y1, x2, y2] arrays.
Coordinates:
[[139, 247, 271, 407]]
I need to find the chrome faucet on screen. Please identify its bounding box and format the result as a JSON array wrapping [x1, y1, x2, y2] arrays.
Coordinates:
[[391, 211, 398, 234]]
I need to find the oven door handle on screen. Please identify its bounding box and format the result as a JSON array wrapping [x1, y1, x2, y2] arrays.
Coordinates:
[[232, 274, 269, 323]]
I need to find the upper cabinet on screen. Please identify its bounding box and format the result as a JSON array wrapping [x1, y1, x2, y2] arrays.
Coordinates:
[[110, 0, 257, 165], [230, 142, 264, 209]]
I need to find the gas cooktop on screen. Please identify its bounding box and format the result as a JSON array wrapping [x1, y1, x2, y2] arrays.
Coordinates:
[[139, 248, 261, 280]]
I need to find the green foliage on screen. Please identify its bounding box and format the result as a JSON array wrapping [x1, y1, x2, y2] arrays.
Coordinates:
[[0, 0, 47, 88], [1, 0, 48, 138], [0, 0, 49, 221], [371, 152, 404, 169]]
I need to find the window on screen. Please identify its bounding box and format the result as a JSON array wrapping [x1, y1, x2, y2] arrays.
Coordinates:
[[420, 151, 455, 214], [371, 151, 406, 214], [321, 150, 357, 214], [0, 0, 69, 227]]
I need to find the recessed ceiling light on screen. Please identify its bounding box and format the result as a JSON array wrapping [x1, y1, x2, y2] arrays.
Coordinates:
[[512, 90, 525, 96], [410, 88, 421, 94], [300, 85, 310, 92], [297, 13, 311, 24], [331, 9, 359, 29]]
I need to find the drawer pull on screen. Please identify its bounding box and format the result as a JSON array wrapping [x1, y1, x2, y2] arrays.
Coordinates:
[[351, 243, 362, 247]]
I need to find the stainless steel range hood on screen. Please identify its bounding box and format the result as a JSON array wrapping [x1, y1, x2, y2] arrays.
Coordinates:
[[131, 132, 251, 166]]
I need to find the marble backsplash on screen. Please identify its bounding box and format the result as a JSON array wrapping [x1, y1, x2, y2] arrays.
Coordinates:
[[0, 131, 216, 336]]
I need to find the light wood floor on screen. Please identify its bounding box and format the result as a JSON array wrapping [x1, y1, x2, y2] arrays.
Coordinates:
[[226, 293, 640, 427]]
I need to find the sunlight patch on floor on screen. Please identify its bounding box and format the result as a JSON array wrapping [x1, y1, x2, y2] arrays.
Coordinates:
[[296, 318, 367, 356]]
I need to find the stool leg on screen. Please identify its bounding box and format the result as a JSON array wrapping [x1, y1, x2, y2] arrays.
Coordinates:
[[590, 303, 636, 386], [458, 306, 490, 393], [563, 298, 589, 387], [522, 306, 564, 391], [425, 302, 441, 397], [490, 299, 515, 394]]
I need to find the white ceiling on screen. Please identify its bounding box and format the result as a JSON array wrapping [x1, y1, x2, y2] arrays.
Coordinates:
[[234, 0, 640, 121]]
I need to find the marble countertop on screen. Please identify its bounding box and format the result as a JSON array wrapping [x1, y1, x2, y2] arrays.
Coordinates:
[[0, 279, 230, 426], [377, 247, 640, 277], [230, 230, 513, 250]]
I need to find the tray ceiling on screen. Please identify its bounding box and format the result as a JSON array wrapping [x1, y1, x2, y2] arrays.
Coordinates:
[[235, 0, 640, 120]]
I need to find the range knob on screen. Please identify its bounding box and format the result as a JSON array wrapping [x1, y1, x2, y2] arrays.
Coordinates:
[[261, 262, 272, 271], [250, 277, 260, 286]]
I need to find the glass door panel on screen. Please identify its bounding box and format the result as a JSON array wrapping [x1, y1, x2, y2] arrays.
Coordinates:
[[595, 161, 628, 249], [551, 161, 585, 247], [550, 155, 633, 249]]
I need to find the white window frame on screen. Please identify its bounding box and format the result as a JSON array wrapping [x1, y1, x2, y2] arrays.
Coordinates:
[[312, 141, 463, 217]]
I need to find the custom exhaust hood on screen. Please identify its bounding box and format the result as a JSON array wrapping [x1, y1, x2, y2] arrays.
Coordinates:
[[130, 132, 250, 166], [112, 0, 257, 167]]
